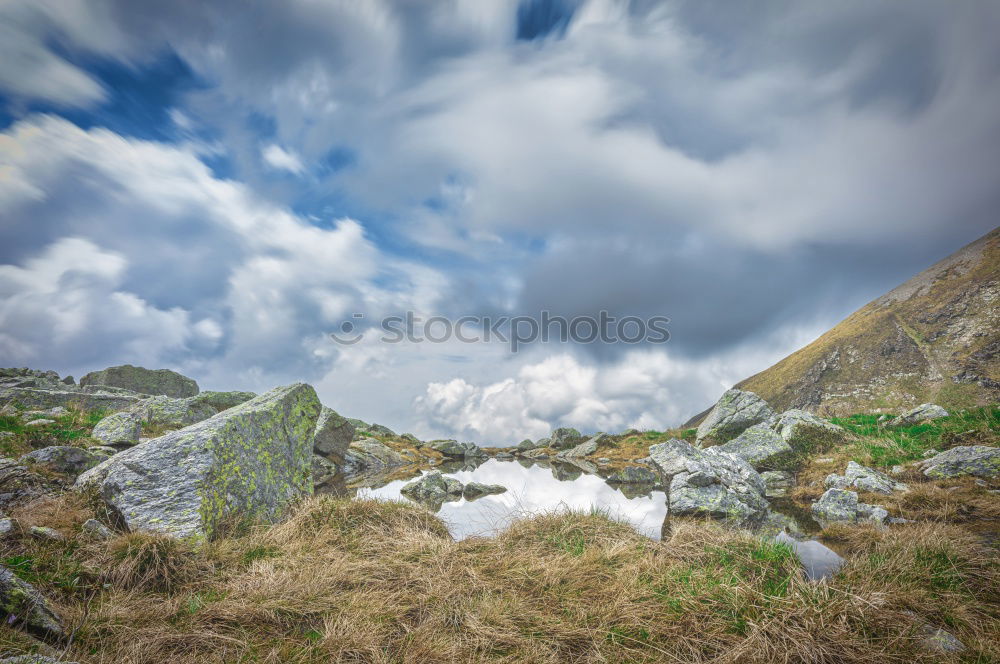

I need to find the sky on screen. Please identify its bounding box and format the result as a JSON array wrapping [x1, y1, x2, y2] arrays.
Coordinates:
[[1, 0, 999, 444]]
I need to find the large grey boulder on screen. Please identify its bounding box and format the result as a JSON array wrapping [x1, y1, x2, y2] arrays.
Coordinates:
[[549, 427, 583, 450], [714, 423, 793, 469], [19, 446, 102, 478], [76, 383, 319, 540], [918, 445, 1000, 479], [824, 461, 908, 495], [695, 389, 774, 445], [343, 438, 407, 473], [649, 439, 769, 523], [890, 403, 949, 427], [772, 409, 847, 452], [558, 433, 606, 458], [80, 364, 199, 398], [313, 406, 354, 465], [129, 391, 256, 430], [91, 411, 142, 447], [0, 564, 64, 640]]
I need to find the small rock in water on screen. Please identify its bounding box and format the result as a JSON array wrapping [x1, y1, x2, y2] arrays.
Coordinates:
[[462, 482, 507, 500], [606, 466, 658, 485]]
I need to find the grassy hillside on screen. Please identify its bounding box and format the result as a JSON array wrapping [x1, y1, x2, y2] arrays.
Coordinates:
[[730, 227, 1000, 417]]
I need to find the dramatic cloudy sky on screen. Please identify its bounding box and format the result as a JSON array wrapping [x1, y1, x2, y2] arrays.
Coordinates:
[[1, 0, 999, 443]]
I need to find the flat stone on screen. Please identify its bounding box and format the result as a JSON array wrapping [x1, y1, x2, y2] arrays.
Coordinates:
[[919, 445, 1000, 479]]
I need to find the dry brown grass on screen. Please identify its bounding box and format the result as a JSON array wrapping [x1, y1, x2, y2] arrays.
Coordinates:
[[1, 494, 997, 663]]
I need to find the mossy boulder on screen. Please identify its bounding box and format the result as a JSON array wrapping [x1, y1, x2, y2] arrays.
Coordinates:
[[695, 389, 774, 445], [76, 383, 320, 540], [91, 411, 142, 447], [918, 445, 1000, 479], [0, 564, 64, 640], [714, 423, 793, 470], [80, 364, 199, 398], [549, 427, 583, 450]]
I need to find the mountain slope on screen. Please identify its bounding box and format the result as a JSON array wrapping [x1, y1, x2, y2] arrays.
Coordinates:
[[705, 227, 1000, 420]]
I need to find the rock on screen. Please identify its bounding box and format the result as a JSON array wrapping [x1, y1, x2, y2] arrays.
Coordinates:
[[19, 447, 102, 478], [516, 438, 542, 451], [811, 488, 889, 525], [0, 518, 14, 535], [463, 482, 507, 500], [87, 445, 118, 460], [313, 406, 354, 465], [918, 446, 1000, 479], [811, 488, 858, 522], [343, 438, 406, 473], [188, 391, 256, 412], [28, 526, 63, 542], [91, 411, 142, 447], [401, 471, 462, 502], [424, 439, 486, 458], [889, 403, 949, 427], [760, 470, 796, 497], [772, 409, 847, 452], [824, 461, 908, 495], [695, 389, 774, 445], [80, 364, 199, 398], [549, 427, 583, 450], [714, 423, 793, 469], [606, 466, 658, 484], [311, 455, 339, 486], [558, 433, 606, 458], [20, 407, 66, 420], [919, 626, 965, 654], [401, 433, 421, 444], [495, 452, 514, 459], [1, 386, 137, 414], [76, 383, 319, 540], [82, 518, 113, 539], [23, 420, 54, 428], [649, 439, 769, 523], [0, 459, 55, 512], [1, 656, 80, 663], [521, 448, 549, 459], [130, 395, 215, 428], [0, 565, 64, 640]]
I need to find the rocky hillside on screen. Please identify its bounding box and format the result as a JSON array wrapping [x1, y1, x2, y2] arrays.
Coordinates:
[[693, 226, 1000, 422]]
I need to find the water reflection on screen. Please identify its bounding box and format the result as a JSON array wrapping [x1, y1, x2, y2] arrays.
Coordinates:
[[345, 457, 844, 580]]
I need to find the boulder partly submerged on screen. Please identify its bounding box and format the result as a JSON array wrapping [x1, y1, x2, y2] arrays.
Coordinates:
[[80, 364, 199, 398], [77, 383, 319, 540], [695, 389, 774, 446], [918, 445, 1000, 479], [649, 438, 769, 523]]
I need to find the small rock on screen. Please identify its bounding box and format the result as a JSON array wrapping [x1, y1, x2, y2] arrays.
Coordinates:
[[91, 411, 142, 447], [919, 626, 965, 654], [20, 446, 103, 478], [28, 526, 64, 542], [889, 403, 949, 427], [606, 466, 658, 484], [811, 489, 859, 523], [424, 439, 486, 458], [81, 518, 113, 539], [23, 419, 54, 428], [558, 433, 607, 458], [0, 518, 14, 535], [824, 461, 908, 495], [549, 427, 584, 450]]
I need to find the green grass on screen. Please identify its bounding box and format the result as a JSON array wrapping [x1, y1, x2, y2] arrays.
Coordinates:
[[0, 406, 106, 457], [832, 406, 1000, 467]]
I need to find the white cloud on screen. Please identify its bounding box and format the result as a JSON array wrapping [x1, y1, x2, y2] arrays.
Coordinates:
[[261, 143, 305, 174]]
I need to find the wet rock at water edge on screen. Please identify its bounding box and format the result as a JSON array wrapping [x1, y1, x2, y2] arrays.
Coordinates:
[[463, 482, 507, 500], [76, 383, 320, 540], [605, 466, 658, 485], [811, 488, 888, 526], [313, 406, 354, 465], [649, 438, 769, 523], [695, 389, 774, 445], [557, 433, 607, 458]]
